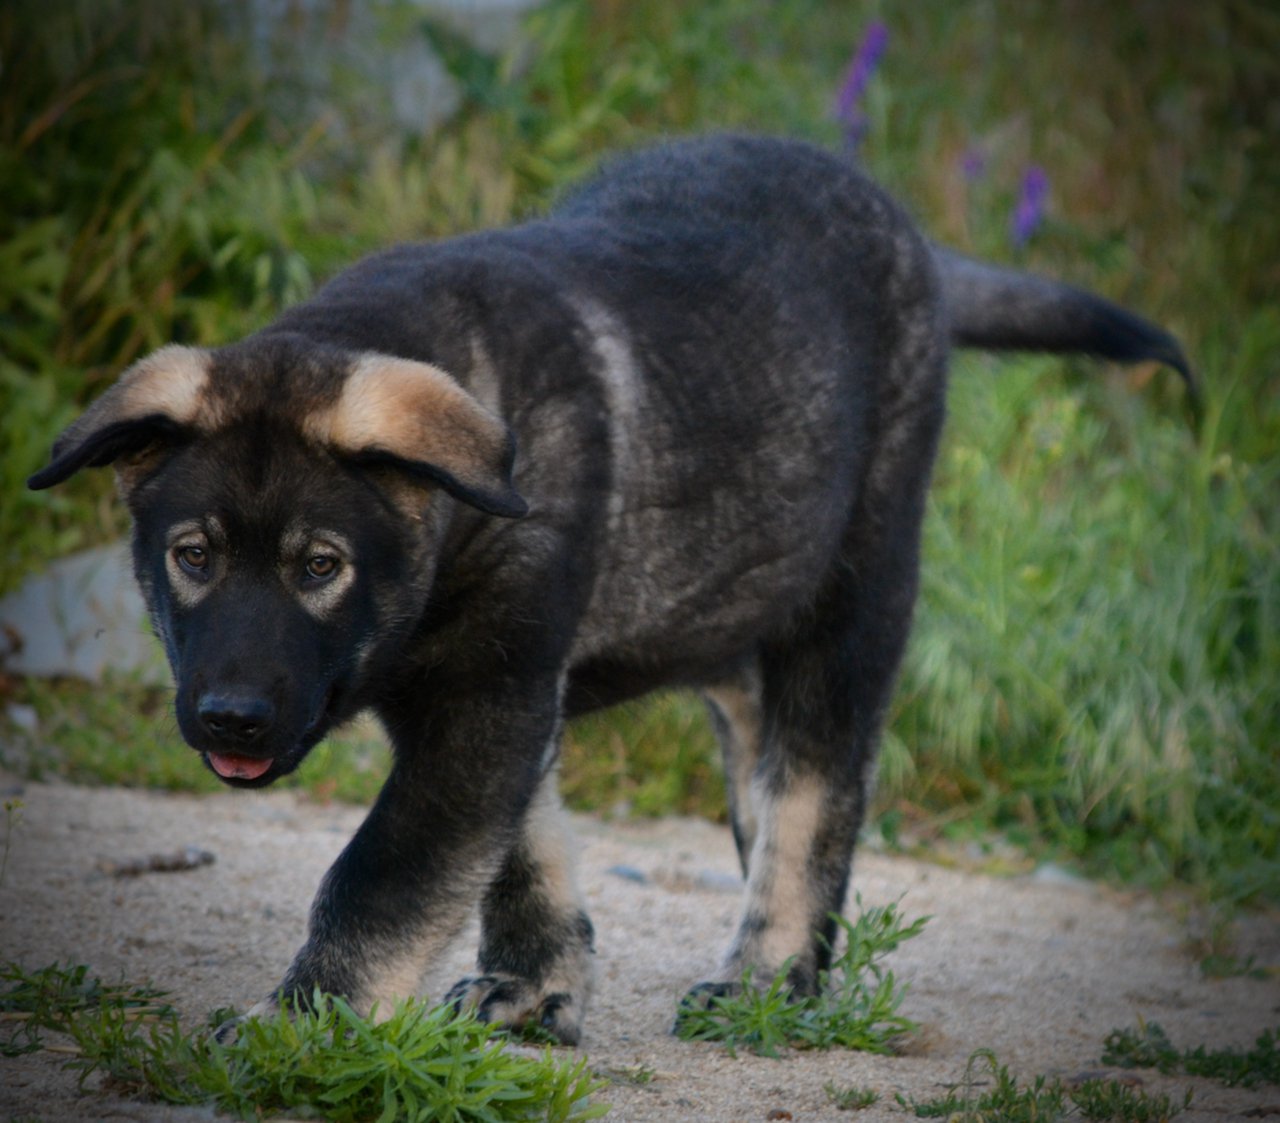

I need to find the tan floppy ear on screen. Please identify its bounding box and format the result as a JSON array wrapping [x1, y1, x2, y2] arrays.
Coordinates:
[[27, 345, 213, 492], [313, 353, 527, 518]]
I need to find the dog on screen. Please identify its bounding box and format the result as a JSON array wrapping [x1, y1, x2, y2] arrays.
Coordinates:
[[28, 135, 1194, 1044]]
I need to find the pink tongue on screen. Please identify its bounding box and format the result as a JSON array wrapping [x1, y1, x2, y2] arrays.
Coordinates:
[[207, 752, 272, 780]]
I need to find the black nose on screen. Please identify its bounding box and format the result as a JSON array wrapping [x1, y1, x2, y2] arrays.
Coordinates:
[[197, 691, 275, 746]]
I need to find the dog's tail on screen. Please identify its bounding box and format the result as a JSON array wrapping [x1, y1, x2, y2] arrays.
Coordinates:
[[934, 246, 1200, 420]]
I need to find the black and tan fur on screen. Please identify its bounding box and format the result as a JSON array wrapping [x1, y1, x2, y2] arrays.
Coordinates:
[[29, 136, 1193, 1043]]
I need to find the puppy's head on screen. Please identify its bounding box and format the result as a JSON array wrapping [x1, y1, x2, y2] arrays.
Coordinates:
[[28, 336, 526, 786]]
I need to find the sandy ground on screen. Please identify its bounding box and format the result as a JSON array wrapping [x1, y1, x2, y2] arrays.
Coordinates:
[[1, 777, 1277, 1122]]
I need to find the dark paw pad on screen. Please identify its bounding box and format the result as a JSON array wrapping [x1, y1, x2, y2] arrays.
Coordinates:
[[681, 979, 743, 1009], [213, 1017, 241, 1045], [445, 974, 582, 1046], [672, 979, 745, 1034]]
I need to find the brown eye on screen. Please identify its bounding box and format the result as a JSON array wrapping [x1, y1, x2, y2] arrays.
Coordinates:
[[305, 554, 340, 581], [175, 545, 209, 576]]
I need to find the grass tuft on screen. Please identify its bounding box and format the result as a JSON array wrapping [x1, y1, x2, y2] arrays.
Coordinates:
[[673, 899, 927, 1057], [898, 1049, 1193, 1122], [1103, 1019, 1280, 1089], [824, 1081, 880, 1111], [0, 961, 172, 1058], [1, 961, 607, 1121]]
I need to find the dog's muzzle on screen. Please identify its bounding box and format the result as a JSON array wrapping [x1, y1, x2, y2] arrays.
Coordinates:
[[197, 689, 276, 780]]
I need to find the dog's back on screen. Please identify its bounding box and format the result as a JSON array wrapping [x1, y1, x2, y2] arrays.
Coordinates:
[[271, 137, 946, 705]]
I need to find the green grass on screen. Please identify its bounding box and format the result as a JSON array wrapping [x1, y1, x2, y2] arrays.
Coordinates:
[[673, 899, 927, 1057], [16, 962, 1269, 1123], [561, 694, 724, 820], [1, 961, 172, 1058], [1102, 1020, 1280, 1090], [898, 1049, 1194, 1122], [2, 0, 1277, 904], [824, 1081, 880, 1111], [884, 339, 1280, 897], [0, 961, 607, 1121]]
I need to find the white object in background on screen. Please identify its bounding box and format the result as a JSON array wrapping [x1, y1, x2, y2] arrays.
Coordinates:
[[0, 542, 169, 685]]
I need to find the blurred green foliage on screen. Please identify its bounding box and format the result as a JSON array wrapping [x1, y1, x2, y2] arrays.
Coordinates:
[[2, 0, 1276, 901]]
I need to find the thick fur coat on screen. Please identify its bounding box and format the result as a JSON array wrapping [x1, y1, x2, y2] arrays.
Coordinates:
[[30, 135, 1192, 1042]]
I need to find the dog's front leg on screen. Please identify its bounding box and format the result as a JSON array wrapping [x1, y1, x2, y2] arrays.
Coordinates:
[[444, 767, 594, 1044], [250, 673, 569, 1030]]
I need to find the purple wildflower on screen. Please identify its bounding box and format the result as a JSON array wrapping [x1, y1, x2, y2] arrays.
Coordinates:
[[1011, 165, 1049, 247], [834, 21, 889, 149], [960, 146, 987, 182]]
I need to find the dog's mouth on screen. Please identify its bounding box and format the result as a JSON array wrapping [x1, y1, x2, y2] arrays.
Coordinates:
[[206, 751, 274, 782], [198, 686, 340, 788]]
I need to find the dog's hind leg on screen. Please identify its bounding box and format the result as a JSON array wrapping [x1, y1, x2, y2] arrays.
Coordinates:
[[703, 661, 764, 877], [699, 538, 930, 998], [689, 300, 948, 1007], [444, 769, 595, 1044]]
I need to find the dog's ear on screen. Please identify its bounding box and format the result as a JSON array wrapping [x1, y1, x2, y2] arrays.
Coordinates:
[[315, 354, 528, 519], [27, 345, 212, 493]]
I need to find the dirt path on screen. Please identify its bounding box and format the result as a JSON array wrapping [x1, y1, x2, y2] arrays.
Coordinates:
[[2, 778, 1276, 1121]]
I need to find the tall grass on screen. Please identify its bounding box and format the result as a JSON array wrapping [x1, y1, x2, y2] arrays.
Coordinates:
[[886, 341, 1280, 895], [2, 0, 1276, 900]]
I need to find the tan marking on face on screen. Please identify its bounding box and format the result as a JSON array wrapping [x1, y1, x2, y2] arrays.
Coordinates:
[[280, 525, 357, 619], [163, 518, 218, 609], [306, 353, 509, 494]]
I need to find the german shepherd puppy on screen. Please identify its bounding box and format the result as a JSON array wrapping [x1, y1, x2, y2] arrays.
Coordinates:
[[29, 136, 1193, 1043]]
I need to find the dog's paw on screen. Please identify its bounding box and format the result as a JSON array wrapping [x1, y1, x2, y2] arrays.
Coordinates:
[[672, 978, 745, 1034], [212, 1017, 240, 1045], [212, 995, 280, 1044], [445, 974, 583, 1046], [680, 979, 743, 1008]]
